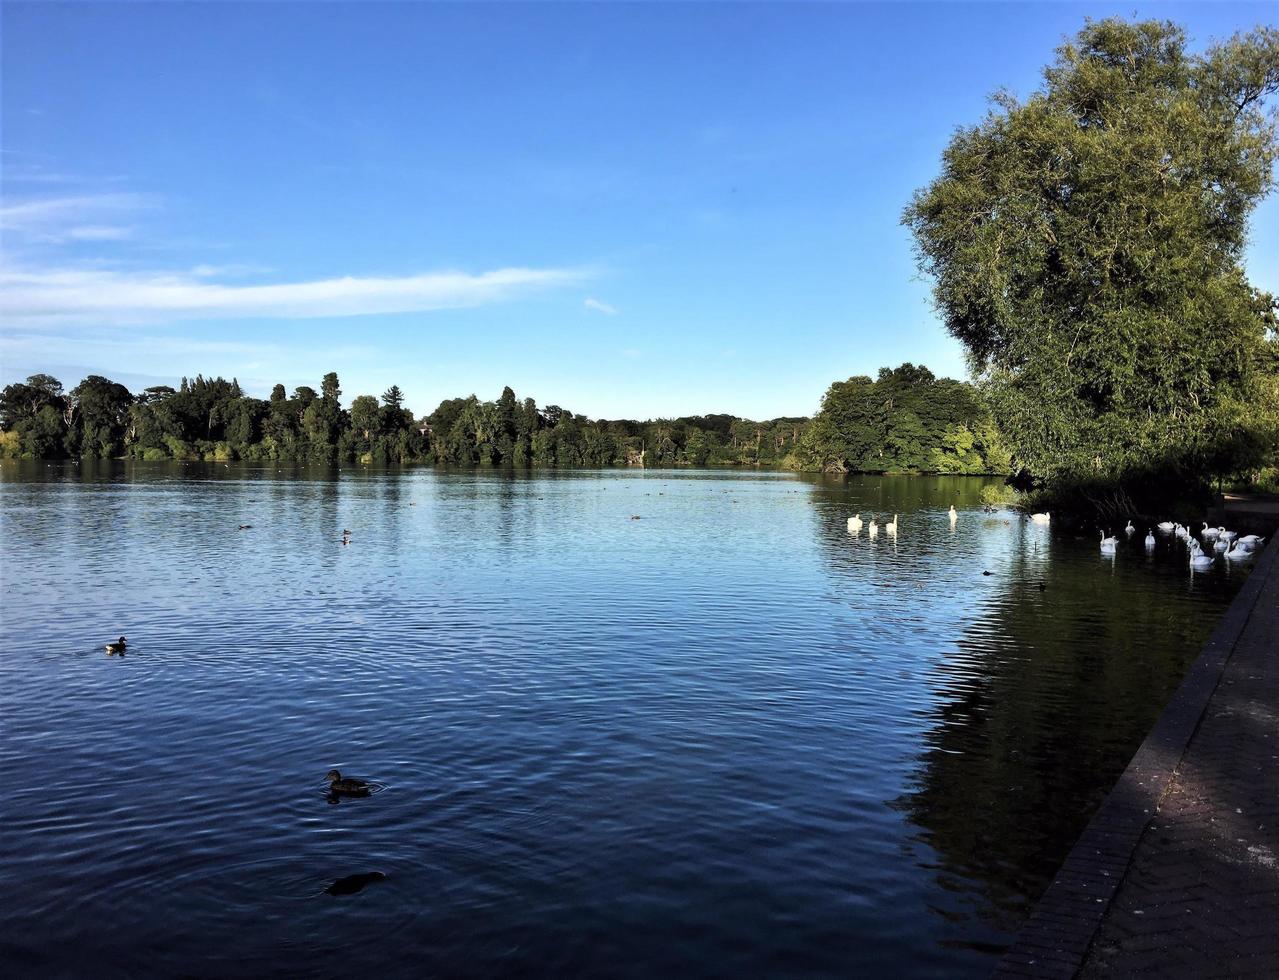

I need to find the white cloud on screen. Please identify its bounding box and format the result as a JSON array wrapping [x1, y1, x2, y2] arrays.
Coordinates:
[[584, 296, 618, 315], [0, 193, 149, 232], [0, 264, 590, 326], [65, 225, 135, 241]]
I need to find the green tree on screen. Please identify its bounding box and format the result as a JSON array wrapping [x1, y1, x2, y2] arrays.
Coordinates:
[[381, 385, 405, 409], [904, 19, 1279, 505]]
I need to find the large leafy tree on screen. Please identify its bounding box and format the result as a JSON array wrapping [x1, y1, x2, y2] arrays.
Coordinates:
[[904, 19, 1279, 496]]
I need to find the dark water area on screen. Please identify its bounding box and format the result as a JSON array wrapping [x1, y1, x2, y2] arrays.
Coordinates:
[[0, 462, 1252, 977]]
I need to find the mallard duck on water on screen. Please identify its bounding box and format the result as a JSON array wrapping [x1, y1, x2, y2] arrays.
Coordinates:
[[325, 769, 370, 795], [105, 636, 127, 655]]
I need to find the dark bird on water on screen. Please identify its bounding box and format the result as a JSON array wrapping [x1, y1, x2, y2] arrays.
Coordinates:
[[325, 769, 370, 795], [325, 872, 385, 896], [238, 524, 252, 530], [982, 571, 993, 577], [105, 636, 127, 654]]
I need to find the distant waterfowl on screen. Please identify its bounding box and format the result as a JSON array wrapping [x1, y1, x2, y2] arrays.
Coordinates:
[[238, 524, 252, 530], [325, 770, 371, 795], [1201, 523, 1219, 539], [948, 505, 957, 522], [325, 871, 385, 896], [868, 517, 879, 539], [1124, 521, 1135, 535], [1175, 524, 1190, 539], [1099, 531, 1118, 553], [886, 514, 898, 536], [1214, 537, 1230, 553], [1238, 534, 1266, 547], [1157, 521, 1176, 532], [1190, 552, 1215, 570], [847, 513, 862, 532], [342, 529, 353, 536], [1144, 530, 1156, 548], [104, 636, 127, 655], [1030, 512, 1051, 524], [630, 515, 642, 520], [1219, 529, 1238, 543]]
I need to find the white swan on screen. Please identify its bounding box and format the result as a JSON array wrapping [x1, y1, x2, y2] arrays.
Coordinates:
[[847, 513, 862, 533], [886, 514, 898, 536], [1238, 534, 1265, 546], [1225, 541, 1254, 561], [1213, 537, 1229, 553], [1175, 524, 1189, 539], [1219, 529, 1238, 543], [1157, 521, 1176, 532], [1030, 512, 1051, 524], [868, 517, 879, 539], [1124, 520, 1135, 535], [1099, 530, 1118, 553], [948, 505, 957, 523], [1201, 523, 1219, 539], [1190, 552, 1215, 570], [1144, 530, 1156, 548], [1189, 538, 1203, 555]]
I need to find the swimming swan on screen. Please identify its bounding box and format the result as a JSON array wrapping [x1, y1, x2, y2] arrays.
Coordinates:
[[1224, 541, 1254, 561], [1099, 531, 1118, 553], [1124, 521, 1135, 535], [868, 518, 879, 539], [1030, 513, 1051, 524], [1157, 521, 1176, 532], [847, 513, 862, 532], [886, 514, 898, 535], [1144, 530, 1156, 548], [1190, 553, 1215, 570]]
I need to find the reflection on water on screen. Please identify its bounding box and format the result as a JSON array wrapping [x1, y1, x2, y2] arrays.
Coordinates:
[[0, 462, 1248, 977]]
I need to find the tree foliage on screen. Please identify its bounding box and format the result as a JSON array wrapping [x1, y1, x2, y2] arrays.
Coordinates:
[[903, 18, 1279, 500], [796, 363, 1010, 474], [4, 367, 1007, 475]]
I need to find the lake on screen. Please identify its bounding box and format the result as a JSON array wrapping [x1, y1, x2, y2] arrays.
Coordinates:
[[0, 463, 1251, 977]]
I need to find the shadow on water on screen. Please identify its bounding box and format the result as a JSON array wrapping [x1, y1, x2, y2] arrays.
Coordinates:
[[881, 513, 1243, 950]]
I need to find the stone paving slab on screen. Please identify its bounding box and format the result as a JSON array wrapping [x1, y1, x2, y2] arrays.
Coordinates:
[[993, 536, 1278, 979]]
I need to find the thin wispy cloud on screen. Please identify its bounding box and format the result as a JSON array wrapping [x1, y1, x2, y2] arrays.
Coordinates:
[[584, 297, 618, 315], [0, 265, 592, 326], [65, 225, 135, 241], [0, 192, 149, 231]]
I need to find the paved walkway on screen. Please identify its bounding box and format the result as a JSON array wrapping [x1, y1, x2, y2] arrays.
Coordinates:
[[995, 536, 1279, 978]]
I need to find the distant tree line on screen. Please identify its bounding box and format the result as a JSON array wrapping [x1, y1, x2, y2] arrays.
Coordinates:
[[0, 364, 1006, 473], [796, 363, 1011, 474], [0, 371, 808, 467]]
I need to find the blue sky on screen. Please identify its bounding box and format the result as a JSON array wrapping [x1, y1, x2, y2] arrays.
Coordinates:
[[3, 2, 1276, 420]]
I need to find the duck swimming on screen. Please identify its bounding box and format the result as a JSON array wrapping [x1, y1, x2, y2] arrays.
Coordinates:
[[325, 769, 371, 795], [325, 871, 385, 896], [104, 636, 127, 655]]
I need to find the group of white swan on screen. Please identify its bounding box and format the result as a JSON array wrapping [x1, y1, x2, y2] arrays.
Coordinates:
[[844, 506, 1265, 571], [846, 512, 899, 539], [1101, 519, 1265, 569]]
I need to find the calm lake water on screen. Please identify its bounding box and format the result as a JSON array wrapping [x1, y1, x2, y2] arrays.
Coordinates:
[[0, 463, 1252, 977]]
